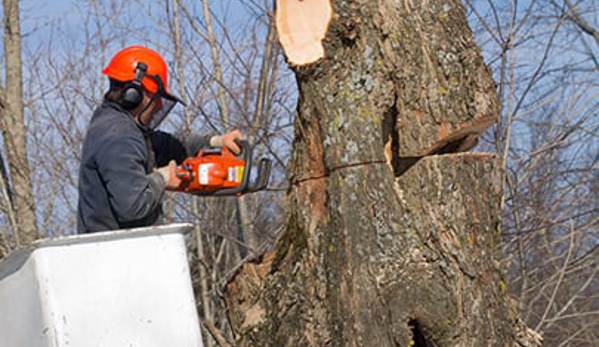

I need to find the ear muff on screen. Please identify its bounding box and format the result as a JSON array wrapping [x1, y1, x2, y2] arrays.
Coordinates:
[[119, 62, 148, 110]]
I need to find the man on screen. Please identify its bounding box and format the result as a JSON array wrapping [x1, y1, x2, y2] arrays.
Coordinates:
[[77, 45, 241, 233]]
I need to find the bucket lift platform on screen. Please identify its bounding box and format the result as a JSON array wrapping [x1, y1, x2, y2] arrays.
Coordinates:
[[0, 223, 203, 347]]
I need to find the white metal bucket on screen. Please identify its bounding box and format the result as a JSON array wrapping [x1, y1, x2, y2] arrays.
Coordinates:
[[0, 223, 203, 347]]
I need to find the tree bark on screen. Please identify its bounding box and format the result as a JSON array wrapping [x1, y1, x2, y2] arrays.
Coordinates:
[[1, 0, 38, 248], [225, 0, 536, 346]]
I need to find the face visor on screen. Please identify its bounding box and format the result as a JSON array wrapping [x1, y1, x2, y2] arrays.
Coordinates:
[[143, 74, 185, 130]]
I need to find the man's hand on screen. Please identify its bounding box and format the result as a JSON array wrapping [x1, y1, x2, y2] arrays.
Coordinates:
[[155, 160, 182, 190], [210, 130, 244, 154]]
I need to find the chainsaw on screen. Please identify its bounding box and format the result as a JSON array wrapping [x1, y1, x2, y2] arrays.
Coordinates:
[[175, 140, 271, 196]]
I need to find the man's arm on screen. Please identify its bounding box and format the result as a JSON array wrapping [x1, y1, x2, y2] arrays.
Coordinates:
[[151, 130, 243, 166], [151, 131, 212, 167]]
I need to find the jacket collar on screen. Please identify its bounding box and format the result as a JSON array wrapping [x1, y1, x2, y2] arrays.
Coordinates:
[[102, 100, 151, 134]]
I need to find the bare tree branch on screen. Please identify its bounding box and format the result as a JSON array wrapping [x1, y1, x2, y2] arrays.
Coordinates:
[[562, 0, 599, 46]]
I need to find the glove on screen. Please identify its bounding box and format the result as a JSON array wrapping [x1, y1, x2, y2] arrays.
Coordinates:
[[155, 160, 181, 190], [210, 130, 243, 154]]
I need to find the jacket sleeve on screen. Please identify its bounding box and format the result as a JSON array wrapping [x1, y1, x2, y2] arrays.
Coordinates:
[[95, 133, 166, 224], [151, 130, 213, 166]]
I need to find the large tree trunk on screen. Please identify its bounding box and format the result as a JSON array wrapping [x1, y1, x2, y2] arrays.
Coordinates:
[[1, 0, 38, 253], [225, 1, 539, 346]]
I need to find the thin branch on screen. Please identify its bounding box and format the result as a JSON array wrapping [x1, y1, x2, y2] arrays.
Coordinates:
[[534, 223, 574, 331], [562, 0, 599, 46], [201, 0, 231, 129], [203, 318, 234, 347]]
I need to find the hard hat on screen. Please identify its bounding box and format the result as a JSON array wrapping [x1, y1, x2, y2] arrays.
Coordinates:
[[102, 45, 184, 105]]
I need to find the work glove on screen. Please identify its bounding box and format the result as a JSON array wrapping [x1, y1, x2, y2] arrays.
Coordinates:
[[210, 130, 243, 154], [155, 160, 182, 190]]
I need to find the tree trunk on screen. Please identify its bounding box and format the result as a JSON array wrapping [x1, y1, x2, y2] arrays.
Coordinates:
[[225, 1, 538, 346], [1, 0, 38, 249]]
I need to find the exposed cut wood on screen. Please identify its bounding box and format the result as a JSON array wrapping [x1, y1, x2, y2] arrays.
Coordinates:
[[396, 115, 496, 175], [422, 115, 496, 155], [275, 0, 333, 66]]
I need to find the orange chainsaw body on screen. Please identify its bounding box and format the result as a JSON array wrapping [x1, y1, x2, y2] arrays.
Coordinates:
[[175, 141, 270, 196]]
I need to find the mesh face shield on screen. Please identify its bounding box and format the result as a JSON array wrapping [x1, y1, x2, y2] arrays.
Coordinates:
[[144, 75, 185, 130], [147, 96, 176, 130]]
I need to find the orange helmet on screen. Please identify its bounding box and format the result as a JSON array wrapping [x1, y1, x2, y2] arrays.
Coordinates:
[[102, 45, 183, 105]]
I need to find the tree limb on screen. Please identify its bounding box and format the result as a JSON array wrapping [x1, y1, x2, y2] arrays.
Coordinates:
[[563, 0, 599, 46]]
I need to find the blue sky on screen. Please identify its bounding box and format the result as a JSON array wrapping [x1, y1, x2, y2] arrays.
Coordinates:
[[16, 0, 86, 46], [15, 0, 262, 47], [21, 0, 75, 28]]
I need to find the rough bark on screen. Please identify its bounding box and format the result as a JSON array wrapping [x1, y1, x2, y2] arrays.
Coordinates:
[[1, 0, 38, 248], [225, 1, 536, 346], [384, 0, 498, 158]]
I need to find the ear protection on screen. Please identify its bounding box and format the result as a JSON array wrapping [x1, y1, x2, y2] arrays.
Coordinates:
[[119, 62, 148, 110]]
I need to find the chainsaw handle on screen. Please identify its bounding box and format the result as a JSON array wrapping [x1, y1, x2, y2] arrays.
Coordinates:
[[247, 158, 272, 193], [209, 140, 252, 196]]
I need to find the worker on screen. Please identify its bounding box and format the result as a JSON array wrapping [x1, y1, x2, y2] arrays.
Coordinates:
[[77, 45, 242, 233]]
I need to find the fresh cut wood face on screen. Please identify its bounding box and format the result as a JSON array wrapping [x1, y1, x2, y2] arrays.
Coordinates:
[[275, 0, 333, 66]]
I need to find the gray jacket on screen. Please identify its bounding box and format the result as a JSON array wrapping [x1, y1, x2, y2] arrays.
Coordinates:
[[77, 101, 211, 233]]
